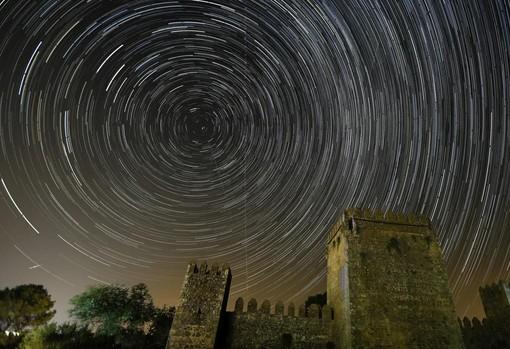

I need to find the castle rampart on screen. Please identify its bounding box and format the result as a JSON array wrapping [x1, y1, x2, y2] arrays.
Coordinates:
[[459, 280, 510, 348], [224, 297, 334, 348], [166, 208, 465, 349]]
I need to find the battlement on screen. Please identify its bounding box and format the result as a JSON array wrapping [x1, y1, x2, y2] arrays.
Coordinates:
[[459, 316, 486, 330], [459, 314, 510, 348], [344, 207, 431, 226], [167, 261, 232, 349], [479, 280, 510, 294], [479, 280, 510, 319], [231, 297, 333, 321], [328, 208, 431, 243], [186, 261, 231, 276]]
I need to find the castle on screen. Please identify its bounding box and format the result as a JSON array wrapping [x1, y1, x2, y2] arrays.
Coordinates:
[[165, 208, 465, 349], [459, 281, 510, 348]]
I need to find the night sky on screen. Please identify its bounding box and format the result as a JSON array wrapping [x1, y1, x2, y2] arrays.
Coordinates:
[[0, 0, 509, 323]]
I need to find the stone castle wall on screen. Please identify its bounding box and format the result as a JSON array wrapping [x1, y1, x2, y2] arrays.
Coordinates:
[[327, 208, 464, 349], [460, 281, 510, 349], [479, 281, 510, 319], [166, 208, 465, 349], [224, 298, 334, 349], [166, 262, 231, 349]]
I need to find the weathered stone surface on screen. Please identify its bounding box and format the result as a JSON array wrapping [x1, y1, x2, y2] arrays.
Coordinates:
[[247, 298, 257, 313], [224, 310, 333, 349], [234, 297, 244, 314], [308, 304, 320, 318], [479, 281, 510, 319], [275, 301, 285, 316], [288, 302, 296, 317], [166, 208, 464, 349], [459, 283, 510, 349], [261, 300, 271, 314], [166, 262, 231, 349], [322, 305, 333, 323], [327, 209, 464, 349]]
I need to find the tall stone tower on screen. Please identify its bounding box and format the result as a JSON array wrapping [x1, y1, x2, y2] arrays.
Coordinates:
[[327, 208, 464, 349], [479, 281, 510, 319], [166, 262, 232, 349]]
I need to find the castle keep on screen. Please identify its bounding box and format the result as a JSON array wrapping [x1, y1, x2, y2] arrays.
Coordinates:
[[327, 208, 463, 349], [166, 208, 464, 349]]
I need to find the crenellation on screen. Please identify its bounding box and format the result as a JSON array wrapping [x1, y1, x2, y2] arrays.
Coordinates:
[[478, 280, 510, 320], [228, 298, 334, 320], [234, 297, 244, 313], [199, 261, 208, 273], [166, 261, 231, 349], [247, 298, 257, 313], [210, 263, 219, 273], [186, 261, 197, 274], [260, 300, 271, 314], [221, 263, 230, 273], [342, 207, 431, 227], [167, 208, 464, 349], [308, 304, 320, 318], [459, 281, 510, 348], [224, 302, 334, 348], [328, 208, 463, 349], [275, 301, 284, 315], [288, 302, 295, 317]]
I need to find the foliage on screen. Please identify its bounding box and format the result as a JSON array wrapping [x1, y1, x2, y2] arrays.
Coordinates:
[[18, 323, 118, 349], [0, 282, 174, 349], [69, 283, 174, 348], [69, 283, 155, 337], [0, 284, 55, 332]]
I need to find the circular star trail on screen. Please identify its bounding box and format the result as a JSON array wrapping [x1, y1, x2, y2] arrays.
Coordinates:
[[0, 0, 509, 320]]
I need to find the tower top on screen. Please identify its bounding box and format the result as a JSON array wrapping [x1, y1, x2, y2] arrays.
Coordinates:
[[343, 208, 430, 226], [328, 208, 432, 244]]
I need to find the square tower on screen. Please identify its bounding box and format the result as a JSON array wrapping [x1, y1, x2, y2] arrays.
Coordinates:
[[167, 262, 231, 349], [479, 281, 510, 319], [327, 208, 463, 349]]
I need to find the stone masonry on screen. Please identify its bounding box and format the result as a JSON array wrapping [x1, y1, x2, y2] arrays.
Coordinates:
[[327, 208, 464, 349], [479, 281, 510, 319], [166, 208, 464, 349], [224, 298, 334, 348], [166, 262, 232, 349]]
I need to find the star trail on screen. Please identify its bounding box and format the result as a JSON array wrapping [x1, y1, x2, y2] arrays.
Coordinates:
[[0, 0, 509, 321]]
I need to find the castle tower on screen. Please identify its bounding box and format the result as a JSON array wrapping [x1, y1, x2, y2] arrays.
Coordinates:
[[166, 262, 232, 349], [479, 280, 510, 319], [326, 208, 464, 349]]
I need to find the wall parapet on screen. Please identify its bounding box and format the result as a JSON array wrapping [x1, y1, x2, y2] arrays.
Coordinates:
[[479, 280, 510, 293], [186, 261, 231, 276], [328, 208, 431, 243], [343, 208, 430, 226], [231, 297, 333, 321]]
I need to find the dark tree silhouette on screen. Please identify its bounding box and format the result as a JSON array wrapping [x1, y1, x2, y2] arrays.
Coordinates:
[[69, 283, 174, 348], [0, 284, 55, 332]]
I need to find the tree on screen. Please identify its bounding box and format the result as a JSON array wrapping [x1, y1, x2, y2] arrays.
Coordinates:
[[19, 323, 118, 349], [0, 284, 55, 332], [69, 283, 156, 338]]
